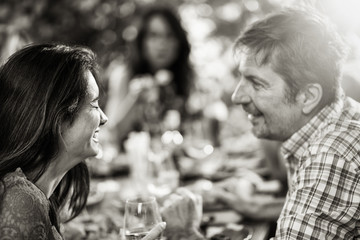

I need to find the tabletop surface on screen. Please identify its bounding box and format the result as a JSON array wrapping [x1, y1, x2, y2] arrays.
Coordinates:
[[63, 176, 271, 240]]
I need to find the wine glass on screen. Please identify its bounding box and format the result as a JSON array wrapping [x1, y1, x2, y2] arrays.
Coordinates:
[[123, 196, 163, 240]]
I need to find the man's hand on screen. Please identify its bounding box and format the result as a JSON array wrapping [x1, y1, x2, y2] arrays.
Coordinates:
[[142, 222, 166, 240], [161, 188, 205, 240]]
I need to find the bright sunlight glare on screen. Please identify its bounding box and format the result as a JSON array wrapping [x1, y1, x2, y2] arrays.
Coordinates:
[[322, 0, 360, 32]]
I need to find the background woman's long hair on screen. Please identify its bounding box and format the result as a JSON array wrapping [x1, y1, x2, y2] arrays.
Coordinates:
[[0, 43, 99, 231], [129, 5, 194, 100]]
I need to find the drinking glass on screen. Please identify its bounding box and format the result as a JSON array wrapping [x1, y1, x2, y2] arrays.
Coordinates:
[[123, 196, 163, 240]]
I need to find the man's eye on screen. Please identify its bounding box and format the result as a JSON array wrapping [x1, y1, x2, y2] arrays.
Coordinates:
[[248, 77, 262, 90]]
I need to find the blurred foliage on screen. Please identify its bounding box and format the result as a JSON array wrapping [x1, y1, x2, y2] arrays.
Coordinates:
[[0, 0, 294, 66], [2, 0, 360, 90]]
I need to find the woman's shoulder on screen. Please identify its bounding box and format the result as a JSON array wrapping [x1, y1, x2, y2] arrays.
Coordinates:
[[2, 168, 46, 198], [2, 167, 28, 186], [0, 168, 54, 239]]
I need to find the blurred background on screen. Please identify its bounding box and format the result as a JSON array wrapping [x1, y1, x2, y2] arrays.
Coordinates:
[[3, 0, 360, 239], [2, 0, 360, 108], [3, 0, 360, 201]]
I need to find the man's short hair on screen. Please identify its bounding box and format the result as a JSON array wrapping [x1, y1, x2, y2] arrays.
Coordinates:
[[234, 7, 348, 106]]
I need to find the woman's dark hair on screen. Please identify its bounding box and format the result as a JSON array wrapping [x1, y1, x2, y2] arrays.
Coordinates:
[[129, 5, 193, 99], [0, 43, 99, 231]]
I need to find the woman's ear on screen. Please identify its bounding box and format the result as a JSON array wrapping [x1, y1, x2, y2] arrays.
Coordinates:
[[297, 83, 323, 115]]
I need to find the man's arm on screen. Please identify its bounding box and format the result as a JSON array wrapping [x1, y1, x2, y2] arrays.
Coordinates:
[[214, 187, 285, 221], [275, 152, 360, 239]]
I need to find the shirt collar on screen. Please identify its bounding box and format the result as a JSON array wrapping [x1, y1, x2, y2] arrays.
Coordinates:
[[281, 97, 344, 160]]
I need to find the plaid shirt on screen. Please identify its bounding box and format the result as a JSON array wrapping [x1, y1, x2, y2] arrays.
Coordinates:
[[275, 96, 360, 239]]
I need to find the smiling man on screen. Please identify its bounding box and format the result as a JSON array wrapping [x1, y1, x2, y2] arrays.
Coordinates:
[[231, 8, 360, 239]]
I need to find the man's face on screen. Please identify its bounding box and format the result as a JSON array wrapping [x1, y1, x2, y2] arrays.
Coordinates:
[[232, 53, 304, 141]]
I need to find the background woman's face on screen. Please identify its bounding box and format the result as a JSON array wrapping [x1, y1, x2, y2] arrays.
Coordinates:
[[143, 15, 180, 71]]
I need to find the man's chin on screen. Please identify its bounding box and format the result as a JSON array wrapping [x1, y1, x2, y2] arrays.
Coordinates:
[[251, 127, 269, 139], [253, 130, 285, 141]]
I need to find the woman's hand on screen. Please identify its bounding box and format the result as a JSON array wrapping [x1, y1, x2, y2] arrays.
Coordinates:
[[128, 75, 153, 95], [128, 75, 160, 103]]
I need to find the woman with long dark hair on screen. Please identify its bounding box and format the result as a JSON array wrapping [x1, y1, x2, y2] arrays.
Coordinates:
[[130, 5, 193, 99], [105, 4, 194, 145], [0, 43, 108, 239]]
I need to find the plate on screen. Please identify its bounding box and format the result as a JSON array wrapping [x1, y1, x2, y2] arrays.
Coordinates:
[[208, 224, 253, 240]]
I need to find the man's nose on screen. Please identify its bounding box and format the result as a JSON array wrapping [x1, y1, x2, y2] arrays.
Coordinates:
[[231, 81, 251, 104]]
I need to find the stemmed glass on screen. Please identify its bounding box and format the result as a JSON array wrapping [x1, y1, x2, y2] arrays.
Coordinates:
[[123, 196, 163, 240]]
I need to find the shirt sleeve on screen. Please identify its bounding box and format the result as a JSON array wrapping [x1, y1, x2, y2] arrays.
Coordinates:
[[275, 152, 360, 239], [0, 184, 53, 240]]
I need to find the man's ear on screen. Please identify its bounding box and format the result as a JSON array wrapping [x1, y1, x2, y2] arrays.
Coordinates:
[[297, 83, 323, 115]]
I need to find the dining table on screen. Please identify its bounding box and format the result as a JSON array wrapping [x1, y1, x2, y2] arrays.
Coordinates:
[[62, 153, 273, 239], [63, 175, 272, 240], [62, 130, 275, 240]]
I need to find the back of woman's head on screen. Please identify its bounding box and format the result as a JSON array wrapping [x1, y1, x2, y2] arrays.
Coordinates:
[[0, 44, 98, 179]]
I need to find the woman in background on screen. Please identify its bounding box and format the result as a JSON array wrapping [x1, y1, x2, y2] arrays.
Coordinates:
[[0, 43, 108, 239], [105, 4, 194, 146]]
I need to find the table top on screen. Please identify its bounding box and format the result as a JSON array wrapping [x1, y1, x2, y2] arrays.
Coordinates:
[[63, 133, 275, 239], [63, 176, 271, 240]]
